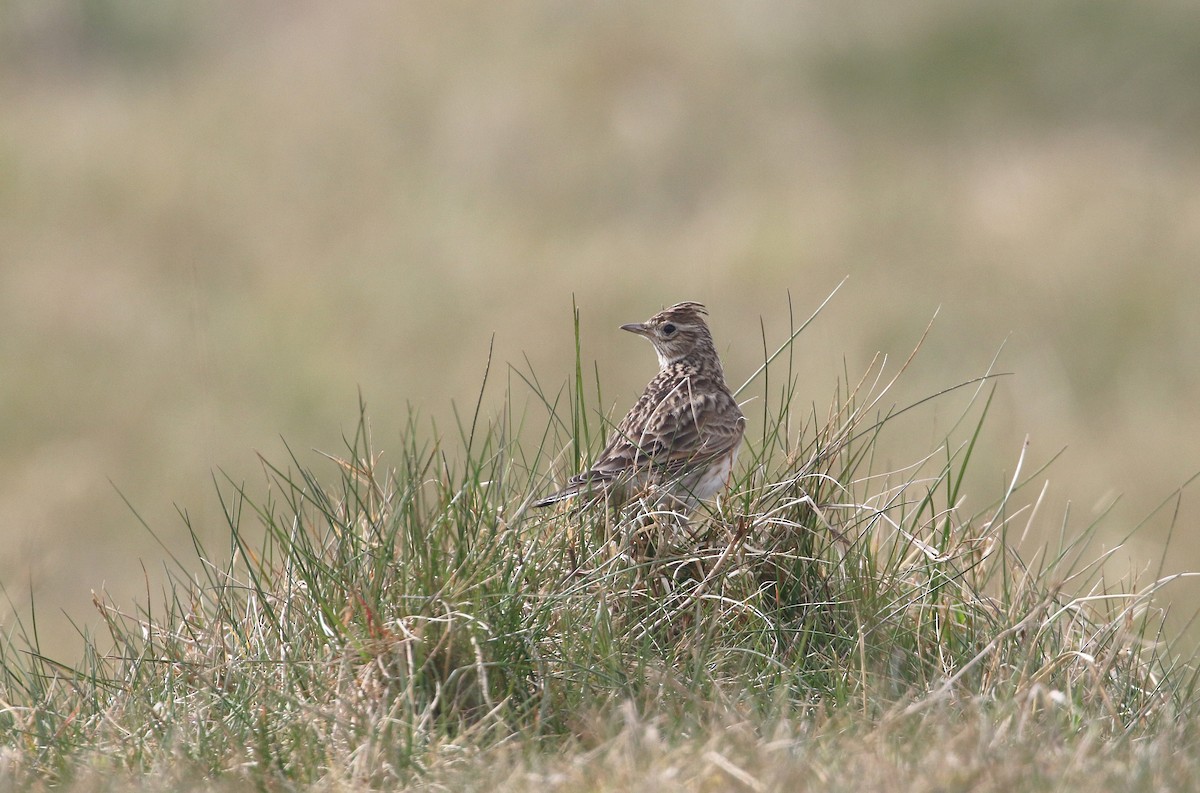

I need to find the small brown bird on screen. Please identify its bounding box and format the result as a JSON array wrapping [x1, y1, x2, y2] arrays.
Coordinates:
[[535, 302, 745, 512]]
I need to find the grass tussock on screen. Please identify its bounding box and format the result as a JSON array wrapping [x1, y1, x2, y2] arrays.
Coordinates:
[[0, 299, 1196, 791]]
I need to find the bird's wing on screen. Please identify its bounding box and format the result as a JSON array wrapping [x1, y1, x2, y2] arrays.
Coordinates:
[[591, 376, 744, 477], [535, 376, 744, 507]]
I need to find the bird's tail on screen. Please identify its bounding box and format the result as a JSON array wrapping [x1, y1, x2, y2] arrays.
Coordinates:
[[533, 477, 600, 507], [532, 472, 611, 508], [531, 488, 577, 508]]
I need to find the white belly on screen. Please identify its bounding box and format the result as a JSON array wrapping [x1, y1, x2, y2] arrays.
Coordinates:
[[690, 447, 737, 501]]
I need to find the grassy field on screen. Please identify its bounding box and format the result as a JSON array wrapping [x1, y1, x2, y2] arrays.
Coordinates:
[[3, 1, 1200, 787], [0, 312, 1196, 789]]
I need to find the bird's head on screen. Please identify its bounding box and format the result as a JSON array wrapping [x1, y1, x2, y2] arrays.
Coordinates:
[[621, 301, 716, 368]]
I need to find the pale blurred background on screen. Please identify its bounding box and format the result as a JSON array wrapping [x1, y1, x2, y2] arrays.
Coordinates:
[[3, 1, 1199, 657]]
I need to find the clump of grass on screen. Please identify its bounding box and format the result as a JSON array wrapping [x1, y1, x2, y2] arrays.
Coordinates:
[[0, 296, 1195, 790]]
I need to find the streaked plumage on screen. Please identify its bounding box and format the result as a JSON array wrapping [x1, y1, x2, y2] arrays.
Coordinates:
[[535, 302, 744, 511]]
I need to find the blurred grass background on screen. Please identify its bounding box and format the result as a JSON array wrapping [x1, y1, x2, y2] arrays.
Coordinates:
[[2, 0, 1198, 658]]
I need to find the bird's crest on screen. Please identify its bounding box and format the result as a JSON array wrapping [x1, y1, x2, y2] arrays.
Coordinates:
[[652, 301, 708, 324]]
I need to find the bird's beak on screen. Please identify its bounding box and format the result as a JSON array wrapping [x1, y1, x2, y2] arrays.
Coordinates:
[[620, 322, 650, 336]]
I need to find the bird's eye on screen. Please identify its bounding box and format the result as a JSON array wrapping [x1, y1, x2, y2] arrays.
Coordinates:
[[662, 323, 677, 335]]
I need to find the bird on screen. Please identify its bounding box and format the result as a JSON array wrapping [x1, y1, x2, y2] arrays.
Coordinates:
[[534, 301, 745, 513]]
